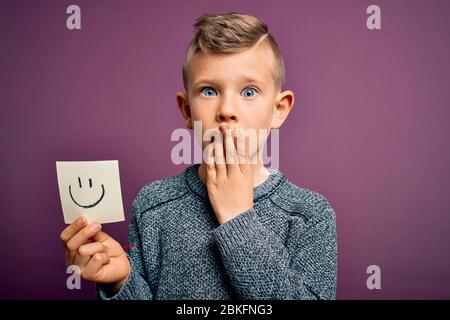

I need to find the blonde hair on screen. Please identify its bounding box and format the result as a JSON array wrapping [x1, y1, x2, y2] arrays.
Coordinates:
[[182, 12, 285, 92]]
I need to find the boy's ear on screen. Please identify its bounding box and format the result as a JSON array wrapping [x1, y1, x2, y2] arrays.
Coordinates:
[[176, 91, 193, 129], [271, 90, 294, 129]]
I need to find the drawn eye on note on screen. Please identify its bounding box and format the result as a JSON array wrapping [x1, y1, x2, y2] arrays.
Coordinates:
[[56, 160, 125, 224], [69, 177, 105, 209]]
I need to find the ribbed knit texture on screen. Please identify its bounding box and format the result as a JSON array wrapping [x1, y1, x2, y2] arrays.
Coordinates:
[[97, 164, 337, 300]]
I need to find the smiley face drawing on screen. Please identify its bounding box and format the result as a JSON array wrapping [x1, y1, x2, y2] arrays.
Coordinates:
[[69, 176, 105, 209]]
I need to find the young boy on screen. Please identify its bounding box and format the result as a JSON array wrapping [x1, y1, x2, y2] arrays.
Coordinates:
[[60, 12, 337, 300]]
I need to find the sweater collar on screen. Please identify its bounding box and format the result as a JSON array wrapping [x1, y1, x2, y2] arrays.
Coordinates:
[[185, 163, 286, 203]]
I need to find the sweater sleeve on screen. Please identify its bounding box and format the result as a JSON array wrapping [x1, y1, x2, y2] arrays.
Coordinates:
[[96, 197, 155, 300], [212, 202, 337, 300]]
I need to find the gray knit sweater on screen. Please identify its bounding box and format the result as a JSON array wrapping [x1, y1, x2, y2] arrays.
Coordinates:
[[97, 164, 337, 300]]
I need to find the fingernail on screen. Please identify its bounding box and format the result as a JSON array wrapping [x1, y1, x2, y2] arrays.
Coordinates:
[[219, 125, 227, 133], [90, 222, 100, 231]]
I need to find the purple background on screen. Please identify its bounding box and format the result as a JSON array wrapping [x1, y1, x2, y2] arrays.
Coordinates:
[[1, 0, 449, 299]]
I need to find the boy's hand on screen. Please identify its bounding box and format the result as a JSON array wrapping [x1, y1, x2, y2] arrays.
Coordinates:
[[60, 216, 130, 292], [206, 124, 254, 225]]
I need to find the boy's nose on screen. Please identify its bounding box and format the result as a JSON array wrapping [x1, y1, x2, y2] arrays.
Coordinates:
[[216, 98, 238, 123]]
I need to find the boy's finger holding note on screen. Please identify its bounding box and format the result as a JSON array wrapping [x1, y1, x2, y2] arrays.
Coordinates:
[[60, 215, 130, 287]]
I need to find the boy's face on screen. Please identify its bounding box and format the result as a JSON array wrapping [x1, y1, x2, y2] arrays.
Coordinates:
[[177, 42, 294, 160]]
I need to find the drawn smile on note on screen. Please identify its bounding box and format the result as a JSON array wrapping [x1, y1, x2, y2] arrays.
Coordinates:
[[69, 177, 105, 208]]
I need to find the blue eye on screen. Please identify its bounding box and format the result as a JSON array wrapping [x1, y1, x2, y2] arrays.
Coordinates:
[[242, 87, 257, 98], [201, 87, 217, 97], [200, 86, 257, 98]]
